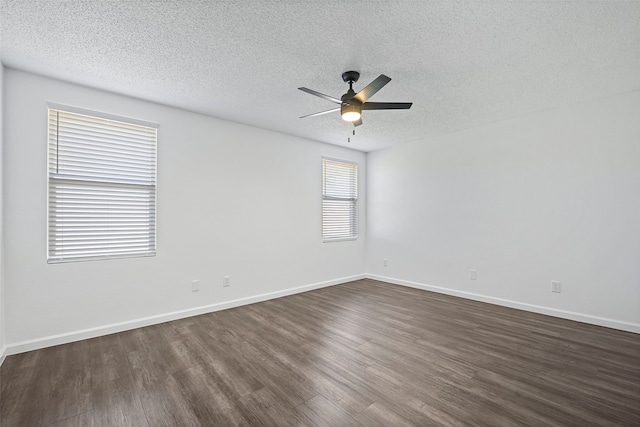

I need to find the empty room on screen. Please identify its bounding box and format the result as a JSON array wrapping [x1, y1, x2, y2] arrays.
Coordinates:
[[0, 1, 639, 426]]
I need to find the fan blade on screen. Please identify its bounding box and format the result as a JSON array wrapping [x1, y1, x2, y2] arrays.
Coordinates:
[[352, 74, 391, 103], [300, 107, 341, 119], [362, 102, 413, 110], [353, 117, 363, 127], [298, 87, 342, 104]]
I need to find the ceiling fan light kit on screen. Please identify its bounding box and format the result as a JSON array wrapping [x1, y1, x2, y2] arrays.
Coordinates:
[[341, 103, 361, 122], [299, 71, 412, 127]]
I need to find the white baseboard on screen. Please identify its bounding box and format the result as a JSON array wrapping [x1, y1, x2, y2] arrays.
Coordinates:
[[0, 345, 7, 367], [366, 274, 640, 334], [3, 274, 365, 358]]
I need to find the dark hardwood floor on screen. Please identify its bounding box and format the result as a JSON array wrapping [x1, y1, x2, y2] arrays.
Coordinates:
[[1, 279, 639, 426]]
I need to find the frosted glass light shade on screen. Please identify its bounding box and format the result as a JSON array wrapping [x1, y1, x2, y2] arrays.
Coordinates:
[[341, 103, 361, 122], [342, 111, 361, 121]]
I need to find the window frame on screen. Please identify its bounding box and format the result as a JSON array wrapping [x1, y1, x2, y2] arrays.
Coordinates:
[[321, 156, 359, 242], [46, 104, 158, 263]]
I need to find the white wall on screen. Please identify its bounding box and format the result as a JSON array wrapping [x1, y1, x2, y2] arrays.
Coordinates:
[[367, 90, 640, 332], [3, 69, 366, 350]]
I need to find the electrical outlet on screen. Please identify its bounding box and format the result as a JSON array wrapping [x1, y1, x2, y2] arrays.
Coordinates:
[[470, 270, 477, 280], [223, 276, 231, 287], [383, 259, 388, 267], [191, 280, 200, 292], [552, 281, 561, 293]]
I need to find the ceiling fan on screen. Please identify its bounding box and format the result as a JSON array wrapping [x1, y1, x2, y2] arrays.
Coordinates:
[[298, 71, 412, 127]]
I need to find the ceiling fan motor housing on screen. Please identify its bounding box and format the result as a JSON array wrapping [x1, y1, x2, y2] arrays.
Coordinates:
[[341, 89, 358, 103]]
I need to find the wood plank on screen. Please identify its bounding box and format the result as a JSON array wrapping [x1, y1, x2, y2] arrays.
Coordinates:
[[294, 394, 362, 427]]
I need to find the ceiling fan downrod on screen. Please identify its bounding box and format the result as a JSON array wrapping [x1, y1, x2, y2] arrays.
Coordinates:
[[342, 71, 360, 97]]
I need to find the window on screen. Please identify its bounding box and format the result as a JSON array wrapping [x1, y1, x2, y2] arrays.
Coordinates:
[[48, 107, 157, 262], [322, 157, 358, 241]]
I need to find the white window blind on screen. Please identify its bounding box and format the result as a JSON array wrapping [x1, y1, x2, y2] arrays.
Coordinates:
[[322, 158, 358, 241], [48, 108, 157, 262]]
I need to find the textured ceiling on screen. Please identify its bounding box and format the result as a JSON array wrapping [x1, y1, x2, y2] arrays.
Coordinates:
[[1, 1, 639, 152]]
